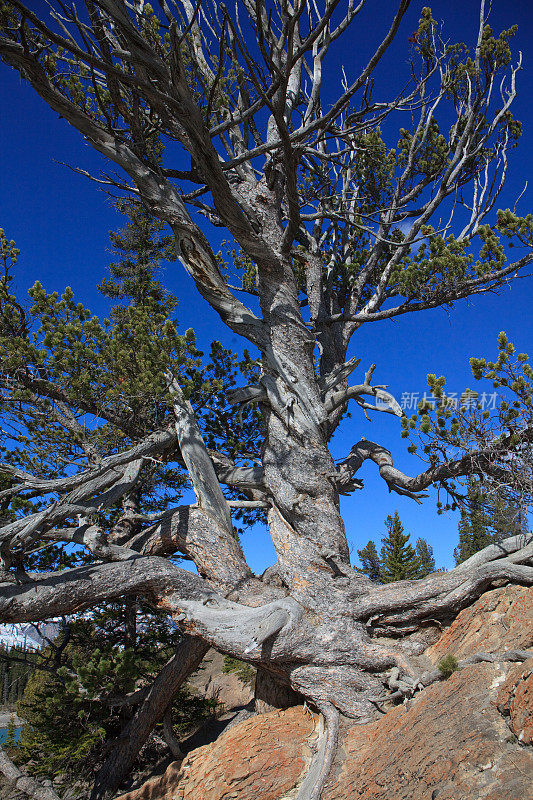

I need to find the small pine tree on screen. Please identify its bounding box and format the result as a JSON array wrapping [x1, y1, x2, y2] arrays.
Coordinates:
[[454, 480, 493, 564], [380, 511, 424, 583], [437, 654, 459, 678], [453, 478, 526, 565], [4, 714, 18, 749], [492, 496, 528, 541], [98, 197, 177, 312], [357, 540, 383, 582], [415, 538, 436, 577], [16, 614, 217, 780]]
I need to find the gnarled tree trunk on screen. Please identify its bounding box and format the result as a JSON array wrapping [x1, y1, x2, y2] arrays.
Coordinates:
[[1, 1, 533, 797]]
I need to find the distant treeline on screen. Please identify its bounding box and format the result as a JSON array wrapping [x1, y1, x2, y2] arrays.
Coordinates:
[[0, 644, 37, 706]]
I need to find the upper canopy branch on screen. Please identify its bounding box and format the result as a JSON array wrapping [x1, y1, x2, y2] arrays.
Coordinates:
[[0, 7, 267, 348], [1, 0, 526, 394], [339, 429, 533, 504], [324, 363, 403, 419], [0, 426, 176, 502], [0, 459, 144, 562], [167, 372, 232, 532]]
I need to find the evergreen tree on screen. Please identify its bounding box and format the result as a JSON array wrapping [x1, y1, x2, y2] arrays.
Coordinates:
[[357, 540, 383, 582], [0, 644, 36, 706], [357, 527, 436, 582], [2, 5, 533, 797], [0, 200, 261, 785], [380, 512, 424, 583], [454, 478, 494, 564], [98, 197, 176, 309], [492, 496, 528, 541], [4, 714, 19, 749], [17, 613, 217, 781], [415, 538, 436, 577], [453, 478, 528, 565]]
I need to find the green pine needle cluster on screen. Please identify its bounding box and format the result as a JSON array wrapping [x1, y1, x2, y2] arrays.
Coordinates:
[[0, 194, 265, 780], [437, 654, 459, 678], [401, 334, 533, 518], [15, 606, 217, 781], [357, 511, 436, 583]]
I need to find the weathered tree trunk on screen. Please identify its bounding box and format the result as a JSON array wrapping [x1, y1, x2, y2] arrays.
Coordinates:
[[1, 2, 533, 798], [254, 668, 301, 714], [91, 635, 208, 799]]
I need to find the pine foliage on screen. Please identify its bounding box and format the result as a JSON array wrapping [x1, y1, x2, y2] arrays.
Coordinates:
[[16, 609, 217, 781], [1, 199, 257, 781], [357, 513, 434, 582], [415, 538, 437, 576], [356, 540, 383, 583], [454, 478, 528, 564], [380, 512, 424, 583]]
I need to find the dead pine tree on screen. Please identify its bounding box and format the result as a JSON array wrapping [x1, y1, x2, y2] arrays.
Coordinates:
[[1, 1, 533, 798]]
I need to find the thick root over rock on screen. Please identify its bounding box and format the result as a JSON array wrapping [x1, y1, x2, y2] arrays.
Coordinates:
[[295, 702, 339, 800]]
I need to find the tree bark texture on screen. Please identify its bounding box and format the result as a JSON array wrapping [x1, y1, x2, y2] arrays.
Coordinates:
[[1, 2, 533, 797], [91, 636, 209, 799]]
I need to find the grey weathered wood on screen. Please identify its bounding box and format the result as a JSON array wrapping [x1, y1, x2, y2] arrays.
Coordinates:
[[295, 702, 339, 800], [167, 373, 233, 534], [1, 2, 533, 797]]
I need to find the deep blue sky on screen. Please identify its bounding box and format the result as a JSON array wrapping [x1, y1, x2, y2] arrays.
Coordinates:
[[1, 1, 533, 572]]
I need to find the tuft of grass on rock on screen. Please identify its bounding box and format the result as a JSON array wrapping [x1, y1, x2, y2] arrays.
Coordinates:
[[437, 654, 459, 678]]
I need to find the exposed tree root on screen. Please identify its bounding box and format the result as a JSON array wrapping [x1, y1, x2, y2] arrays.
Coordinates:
[[417, 649, 533, 689], [351, 534, 533, 632], [291, 648, 533, 799], [368, 649, 533, 711], [295, 701, 339, 800], [161, 709, 185, 760], [0, 537, 531, 800]]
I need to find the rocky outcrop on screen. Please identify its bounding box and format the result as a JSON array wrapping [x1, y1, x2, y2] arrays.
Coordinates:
[[114, 763, 182, 800], [116, 707, 316, 800], [426, 584, 533, 662], [186, 650, 253, 711], [116, 586, 533, 800], [495, 658, 533, 746], [325, 660, 532, 800]]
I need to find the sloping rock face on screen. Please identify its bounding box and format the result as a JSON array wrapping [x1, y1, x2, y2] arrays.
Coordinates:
[[495, 658, 533, 746], [116, 587, 533, 800], [426, 584, 533, 662], [116, 707, 316, 800], [325, 660, 532, 800], [186, 649, 253, 710], [114, 763, 182, 800]]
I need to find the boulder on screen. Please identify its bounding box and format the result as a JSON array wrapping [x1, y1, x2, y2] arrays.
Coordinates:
[[116, 707, 316, 800], [325, 659, 532, 800], [115, 762, 182, 800], [495, 657, 533, 745], [186, 650, 253, 711]]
